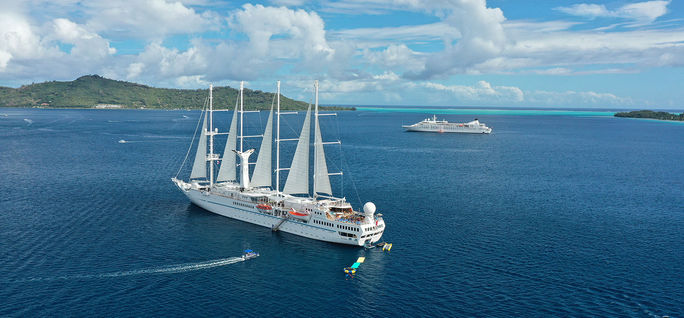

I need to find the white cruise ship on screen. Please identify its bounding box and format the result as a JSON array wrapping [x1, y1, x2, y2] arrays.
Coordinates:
[[403, 115, 492, 134], [172, 81, 385, 246]]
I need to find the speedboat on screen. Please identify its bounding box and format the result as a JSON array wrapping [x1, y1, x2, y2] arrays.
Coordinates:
[[242, 249, 259, 260]]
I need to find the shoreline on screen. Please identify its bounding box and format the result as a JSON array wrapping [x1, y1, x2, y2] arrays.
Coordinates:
[[1, 105, 356, 111]]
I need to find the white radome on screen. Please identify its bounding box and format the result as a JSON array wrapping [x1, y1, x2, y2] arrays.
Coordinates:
[[363, 202, 376, 216]]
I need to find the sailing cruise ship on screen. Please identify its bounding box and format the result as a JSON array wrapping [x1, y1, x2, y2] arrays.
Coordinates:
[[172, 81, 385, 246], [403, 115, 492, 133]]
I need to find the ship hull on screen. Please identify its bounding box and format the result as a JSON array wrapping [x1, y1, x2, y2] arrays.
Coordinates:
[[403, 125, 491, 133], [182, 189, 381, 246]]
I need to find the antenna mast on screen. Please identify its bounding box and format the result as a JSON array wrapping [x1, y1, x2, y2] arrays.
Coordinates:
[[313, 80, 318, 198], [209, 84, 214, 188], [240, 81, 244, 153], [276, 81, 281, 194]]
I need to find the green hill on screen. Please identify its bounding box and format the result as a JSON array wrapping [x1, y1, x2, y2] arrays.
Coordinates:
[[614, 110, 683, 121], [0, 75, 335, 110]]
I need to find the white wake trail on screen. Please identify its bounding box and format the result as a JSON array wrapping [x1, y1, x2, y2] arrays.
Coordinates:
[[17, 257, 245, 282]]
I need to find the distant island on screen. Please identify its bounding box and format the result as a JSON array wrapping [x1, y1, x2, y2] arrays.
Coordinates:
[[614, 110, 683, 121], [0, 75, 354, 111]]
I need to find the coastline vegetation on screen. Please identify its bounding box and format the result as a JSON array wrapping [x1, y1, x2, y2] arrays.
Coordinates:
[[0, 75, 354, 111], [614, 110, 683, 121]]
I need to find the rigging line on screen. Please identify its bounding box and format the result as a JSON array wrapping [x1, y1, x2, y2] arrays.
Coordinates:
[[321, 112, 345, 199], [334, 111, 343, 197], [175, 96, 208, 178], [339, 148, 362, 208]]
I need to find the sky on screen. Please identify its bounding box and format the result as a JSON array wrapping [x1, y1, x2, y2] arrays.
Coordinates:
[[1, 0, 683, 109]]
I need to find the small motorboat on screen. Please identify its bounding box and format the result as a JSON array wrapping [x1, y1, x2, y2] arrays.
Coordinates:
[[242, 249, 259, 260], [118, 139, 127, 143]]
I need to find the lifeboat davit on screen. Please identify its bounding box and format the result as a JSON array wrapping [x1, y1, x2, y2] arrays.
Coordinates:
[[256, 204, 272, 211], [288, 208, 310, 219]]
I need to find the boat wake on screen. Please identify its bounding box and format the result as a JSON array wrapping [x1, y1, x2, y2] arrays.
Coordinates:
[[14, 257, 245, 283]]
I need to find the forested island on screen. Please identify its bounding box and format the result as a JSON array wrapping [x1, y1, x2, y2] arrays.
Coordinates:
[[614, 110, 683, 121], [0, 75, 353, 111]]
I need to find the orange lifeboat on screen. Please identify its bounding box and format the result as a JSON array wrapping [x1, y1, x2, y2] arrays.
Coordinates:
[[256, 204, 272, 211], [288, 208, 310, 218]]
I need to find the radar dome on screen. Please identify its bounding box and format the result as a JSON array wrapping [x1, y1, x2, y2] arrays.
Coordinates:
[[363, 202, 376, 216]]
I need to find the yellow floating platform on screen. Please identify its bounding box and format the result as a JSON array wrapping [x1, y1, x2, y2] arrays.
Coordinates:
[[356, 257, 365, 263]]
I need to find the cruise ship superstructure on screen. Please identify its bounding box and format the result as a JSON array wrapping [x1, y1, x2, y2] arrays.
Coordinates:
[[403, 115, 492, 133], [172, 81, 385, 246]]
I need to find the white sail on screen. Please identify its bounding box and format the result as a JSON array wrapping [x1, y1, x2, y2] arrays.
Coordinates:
[[190, 111, 208, 179], [314, 115, 332, 195], [283, 106, 311, 195], [251, 109, 273, 188], [216, 104, 238, 182]]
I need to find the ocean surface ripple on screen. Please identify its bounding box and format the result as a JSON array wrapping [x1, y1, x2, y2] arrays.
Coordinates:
[[0, 108, 682, 317]]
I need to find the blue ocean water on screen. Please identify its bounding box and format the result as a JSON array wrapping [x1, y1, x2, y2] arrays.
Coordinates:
[[1, 108, 683, 317]]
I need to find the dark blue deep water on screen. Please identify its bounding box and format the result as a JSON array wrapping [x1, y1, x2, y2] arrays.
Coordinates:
[[1, 108, 683, 317]]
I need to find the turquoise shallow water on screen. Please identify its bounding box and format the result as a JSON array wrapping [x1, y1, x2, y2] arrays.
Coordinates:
[[1, 108, 682, 316], [358, 106, 616, 117]]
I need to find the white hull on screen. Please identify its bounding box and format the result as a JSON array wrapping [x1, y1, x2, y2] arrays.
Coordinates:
[[403, 116, 492, 134], [403, 125, 491, 133], [181, 188, 383, 246]]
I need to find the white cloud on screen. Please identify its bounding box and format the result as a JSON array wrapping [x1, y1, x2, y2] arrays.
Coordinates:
[[527, 90, 634, 106], [279, 77, 635, 108], [619, 1, 670, 24], [555, 4, 611, 19], [331, 22, 458, 47], [126, 62, 144, 79], [423, 80, 524, 103], [529, 67, 573, 75], [175, 75, 210, 88], [130, 41, 206, 80], [0, 11, 115, 78], [52, 18, 116, 58], [117, 5, 354, 84], [397, 0, 508, 79], [84, 0, 217, 39], [229, 4, 333, 61], [501, 26, 684, 70], [556, 1, 670, 25], [22, 0, 217, 40], [363, 44, 425, 73], [270, 0, 310, 6], [372, 71, 401, 81], [0, 12, 50, 70], [319, 0, 508, 79]]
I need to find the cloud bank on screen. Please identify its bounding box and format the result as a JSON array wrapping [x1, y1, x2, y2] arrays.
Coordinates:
[[0, 0, 681, 108]]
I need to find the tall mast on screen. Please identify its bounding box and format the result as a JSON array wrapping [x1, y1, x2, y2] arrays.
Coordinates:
[[313, 80, 318, 198], [209, 84, 214, 187], [276, 81, 281, 194], [240, 81, 244, 153]]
